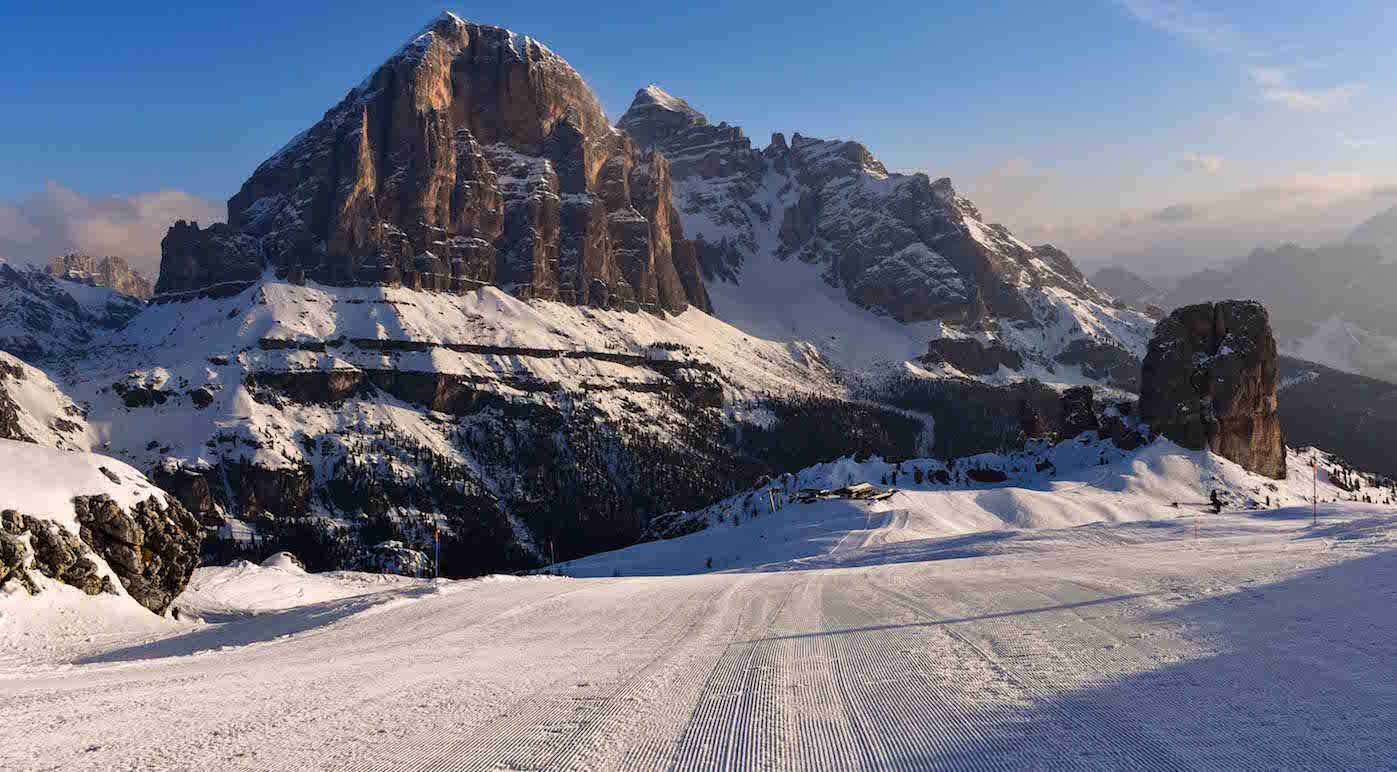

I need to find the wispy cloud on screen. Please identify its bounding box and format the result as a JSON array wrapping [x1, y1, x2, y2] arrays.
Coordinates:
[[1118, 0, 1359, 114], [1179, 152, 1223, 173], [1262, 84, 1360, 113], [1339, 132, 1379, 150], [1248, 66, 1288, 86], [1014, 173, 1397, 274], [1116, 0, 1252, 56]]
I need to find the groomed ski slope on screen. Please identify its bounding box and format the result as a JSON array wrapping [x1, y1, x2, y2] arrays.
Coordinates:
[[559, 440, 1364, 578], [4, 445, 1397, 770]]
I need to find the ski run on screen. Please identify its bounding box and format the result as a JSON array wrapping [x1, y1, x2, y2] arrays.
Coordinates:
[[3, 442, 1396, 771]]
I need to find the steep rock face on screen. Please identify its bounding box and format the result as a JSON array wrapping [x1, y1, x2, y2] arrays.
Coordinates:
[[157, 14, 708, 316], [1, 510, 116, 598], [1140, 301, 1286, 479], [45, 253, 154, 300]]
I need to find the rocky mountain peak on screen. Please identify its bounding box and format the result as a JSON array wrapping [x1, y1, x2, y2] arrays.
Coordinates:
[[156, 15, 709, 315], [617, 86, 709, 149], [43, 253, 153, 300], [618, 90, 1125, 342]]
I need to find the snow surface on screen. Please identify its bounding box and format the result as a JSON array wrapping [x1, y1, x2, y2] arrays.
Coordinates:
[[2, 466, 1395, 769], [0, 351, 93, 451], [178, 558, 425, 616], [0, 438, 166, 538], [1283, 314, 1397, 377], [3, 434, 1394, 768], [559, 439, 1369, 578]]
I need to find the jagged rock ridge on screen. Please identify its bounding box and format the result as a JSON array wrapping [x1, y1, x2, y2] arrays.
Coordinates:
[[618, 85, 1112, 325], [45, 252, 154, 300], [157, 13, 710, 315]]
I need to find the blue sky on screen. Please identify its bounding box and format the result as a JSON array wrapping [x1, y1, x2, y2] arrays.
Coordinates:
[[3, 0, 1396, 277]]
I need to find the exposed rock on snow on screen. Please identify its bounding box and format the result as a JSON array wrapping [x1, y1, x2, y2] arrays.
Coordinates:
[[0, 352, 92, 450], [156, 13, 709, 316], [1, 510, 115, 597], [352, 540, 431, 577], [0, 439, 202, 614], [73, 493, 202, 614], [1141, 301, 1286, 479]]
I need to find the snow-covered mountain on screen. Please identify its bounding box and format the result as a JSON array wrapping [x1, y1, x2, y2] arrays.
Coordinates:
[[9, 14, 1161, 577], [617, 85, 1155, 387], [0, 261, 146, 361]]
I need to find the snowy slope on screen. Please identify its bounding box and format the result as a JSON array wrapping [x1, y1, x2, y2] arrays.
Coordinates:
[[0, 438, 169, 540], [66, 277, 836, 481], [559, 438, 1385, 578], [0, 262, 144, 361], [3, 488, 1396, 768], [0, 351, 93, 451], [621, 88, 1155, 387]]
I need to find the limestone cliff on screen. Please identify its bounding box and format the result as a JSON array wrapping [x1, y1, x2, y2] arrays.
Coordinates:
[[1140, 301, 1286, 479], [155, 13, 709, 315]]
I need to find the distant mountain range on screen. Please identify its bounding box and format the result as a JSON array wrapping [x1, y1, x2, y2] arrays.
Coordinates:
[[1091, 205, 1397, 383]]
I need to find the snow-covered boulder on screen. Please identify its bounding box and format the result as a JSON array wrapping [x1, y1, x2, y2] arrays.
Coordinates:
[[260, 551, 306, 573], [352, 540, 432, 578], [0, 439, 202, 614]]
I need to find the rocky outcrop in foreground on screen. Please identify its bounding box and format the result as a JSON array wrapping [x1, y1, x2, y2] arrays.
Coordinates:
[[45, 253, 154, 300], [0, 493, 201, 615], [74, 494, 202, 614], [1140, 301, 1286, 479], [157, 13, 710, 316], [1, 510, 115, 597]]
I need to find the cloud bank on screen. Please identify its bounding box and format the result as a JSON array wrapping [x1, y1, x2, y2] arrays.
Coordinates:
[[1010, 174, 1397, 277], [0, 183, 223, 279]]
